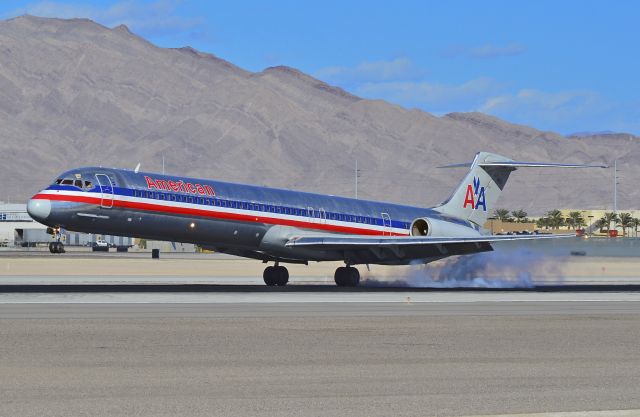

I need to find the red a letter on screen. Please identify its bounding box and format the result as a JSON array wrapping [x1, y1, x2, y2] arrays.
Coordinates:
[[463, 184, 475, 209], [145, 176, 156, 189]]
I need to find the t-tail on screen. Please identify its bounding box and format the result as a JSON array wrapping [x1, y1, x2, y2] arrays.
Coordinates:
[[433, 152, 607, 227]]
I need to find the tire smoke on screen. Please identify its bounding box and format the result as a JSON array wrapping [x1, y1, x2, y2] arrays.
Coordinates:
[[362, 249, 565, 288]]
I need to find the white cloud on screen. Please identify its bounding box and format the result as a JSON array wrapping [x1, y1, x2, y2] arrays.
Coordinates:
[[443, 43, 526, 59], [10, 0, 204, 37], [355, 77, 505, 113], [479, 89, 608, 127], [314, 57, 422, 86]]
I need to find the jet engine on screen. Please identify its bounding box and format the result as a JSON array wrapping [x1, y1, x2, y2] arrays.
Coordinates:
[[410, 217, 477, 237]]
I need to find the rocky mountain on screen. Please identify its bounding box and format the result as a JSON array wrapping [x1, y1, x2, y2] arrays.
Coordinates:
[[0, 15, 637, 214]]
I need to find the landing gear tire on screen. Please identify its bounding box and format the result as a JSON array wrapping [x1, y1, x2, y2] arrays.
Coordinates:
[[263, 265, 289, 286], [49, 242, 65, 254], [334, 266, 360, 287]]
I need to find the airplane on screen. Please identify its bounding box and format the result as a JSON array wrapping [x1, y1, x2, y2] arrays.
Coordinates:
[[26, 152, 605, 286]]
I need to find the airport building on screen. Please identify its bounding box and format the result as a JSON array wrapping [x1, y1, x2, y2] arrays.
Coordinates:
[[0, 202, 133, 248], [0, 202, 196, 251]]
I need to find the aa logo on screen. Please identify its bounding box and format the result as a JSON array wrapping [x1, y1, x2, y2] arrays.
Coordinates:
[[463, 176, 486, 211]]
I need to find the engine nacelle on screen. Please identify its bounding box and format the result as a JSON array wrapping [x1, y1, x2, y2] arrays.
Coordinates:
[[410, 217, 478, 238]]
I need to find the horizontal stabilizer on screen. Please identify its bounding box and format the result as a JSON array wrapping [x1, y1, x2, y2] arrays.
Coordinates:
[[439, 161, 608, 169], [479, 161, 608, 168]]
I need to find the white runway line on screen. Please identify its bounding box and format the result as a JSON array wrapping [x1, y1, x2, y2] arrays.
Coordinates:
[[461, 410, 640, 417], [2, 292, 640, 304], [0, 275, 638, 286]]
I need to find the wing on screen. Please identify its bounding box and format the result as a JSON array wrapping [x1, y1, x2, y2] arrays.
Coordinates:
[[285, 233, 574, 264], [286, 233, 574, 249]]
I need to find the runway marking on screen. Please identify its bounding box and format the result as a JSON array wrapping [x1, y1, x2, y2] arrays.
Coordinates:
[[462, 410, 640, 417], [2, 292, 640, 304]]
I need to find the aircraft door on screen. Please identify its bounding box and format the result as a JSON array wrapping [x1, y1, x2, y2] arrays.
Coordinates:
[[319, 208, 327, 224], [95, 174, 114, 208], [307, 207, 315, 223], [381, 212, 392, 236]]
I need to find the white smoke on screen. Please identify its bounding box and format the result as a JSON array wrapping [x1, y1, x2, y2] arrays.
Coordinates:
[[362, 249, 565, 288]]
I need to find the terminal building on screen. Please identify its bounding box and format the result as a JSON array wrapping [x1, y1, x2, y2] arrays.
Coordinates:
[[0, 202, 133, 248], [0, 202, 195, 251]]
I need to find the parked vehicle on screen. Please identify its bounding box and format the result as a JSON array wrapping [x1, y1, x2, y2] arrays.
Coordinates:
[[92, 240, 109, 252]]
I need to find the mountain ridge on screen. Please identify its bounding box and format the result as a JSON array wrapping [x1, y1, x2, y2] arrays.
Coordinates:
[[0, 15, 636, 213]]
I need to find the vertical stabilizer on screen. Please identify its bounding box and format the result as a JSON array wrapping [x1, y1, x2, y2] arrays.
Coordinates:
[[433, 152, 516, 226]]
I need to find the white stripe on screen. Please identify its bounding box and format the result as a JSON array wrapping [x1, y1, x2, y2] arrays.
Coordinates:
[[39, 189, 411, 235]]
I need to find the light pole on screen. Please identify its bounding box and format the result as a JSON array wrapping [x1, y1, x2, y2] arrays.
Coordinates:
[[354, 160, 361, 199], [588, 215, 594, 237], [613, 159, 617, 214]]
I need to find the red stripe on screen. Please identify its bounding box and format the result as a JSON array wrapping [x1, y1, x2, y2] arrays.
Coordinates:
[[33, 193, 408, 236]]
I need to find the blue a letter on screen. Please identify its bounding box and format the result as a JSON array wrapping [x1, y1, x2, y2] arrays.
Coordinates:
[[475, 187, 486, 211]]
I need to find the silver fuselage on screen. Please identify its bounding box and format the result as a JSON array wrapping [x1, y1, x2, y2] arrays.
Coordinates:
[[27, 167, 481, 264]]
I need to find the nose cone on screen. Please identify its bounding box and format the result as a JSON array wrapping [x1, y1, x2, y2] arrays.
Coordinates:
[[27, 198, 51, 222]]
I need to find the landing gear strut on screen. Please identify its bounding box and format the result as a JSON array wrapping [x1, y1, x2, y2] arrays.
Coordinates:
[[263, 265, 289, 286], [48, 241, 65, 254], [334, 266, 360, 287]]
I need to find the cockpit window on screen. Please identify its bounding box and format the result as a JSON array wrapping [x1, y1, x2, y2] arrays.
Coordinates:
[[55, 179, 62, 185], [84, 181, 93, 189], [74, 180, 83, 188], [61, 179, 74, 185]]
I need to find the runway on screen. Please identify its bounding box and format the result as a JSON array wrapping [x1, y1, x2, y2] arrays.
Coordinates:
[[1, 255, 639, 416], [2, 299, 640, 417]]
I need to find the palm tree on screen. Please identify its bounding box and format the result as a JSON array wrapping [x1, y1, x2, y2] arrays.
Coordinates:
[[602, 212, 619, 234], [511, 209, 528, 223], [494, 209, 512, 222], [566, 211, 586, 230], [536, 217, 550, 230], [618, 213, 634, 236], [632, 218, 640, 237], [546, 209, 565, 229], [594, 218, 607, 232]]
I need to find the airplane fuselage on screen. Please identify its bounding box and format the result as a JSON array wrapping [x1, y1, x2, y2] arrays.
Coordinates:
[[27, 167, 480, 264]]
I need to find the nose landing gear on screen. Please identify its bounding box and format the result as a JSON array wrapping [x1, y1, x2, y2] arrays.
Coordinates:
[[48, 241, 65, 254], [263, 264, 289, 286], [334, 266, 360, 287], [47, 227, 65, 254]]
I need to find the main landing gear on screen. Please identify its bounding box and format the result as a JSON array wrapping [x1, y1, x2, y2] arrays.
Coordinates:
[[261, 263, 360, 287], [263, 264, 289, 286], [334, 266, 360, 287], [48, 241, 65, 254]]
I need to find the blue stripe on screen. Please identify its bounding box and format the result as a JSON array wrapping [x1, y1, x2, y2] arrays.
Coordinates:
[[46, 185, 413, 230]]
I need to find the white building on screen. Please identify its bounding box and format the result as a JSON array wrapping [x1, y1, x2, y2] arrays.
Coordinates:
[[0, 203, 47, 246]]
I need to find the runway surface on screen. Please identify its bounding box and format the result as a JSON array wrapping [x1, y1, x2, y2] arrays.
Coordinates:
[[2, 296, 640, 417], [2, 253, 639, 416]]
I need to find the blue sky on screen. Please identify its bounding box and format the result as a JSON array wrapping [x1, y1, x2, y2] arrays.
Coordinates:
[[2, 0, 639, 134]]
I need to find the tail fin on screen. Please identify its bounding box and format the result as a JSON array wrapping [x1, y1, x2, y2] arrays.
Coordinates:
[[433, 152, 607, 227]]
